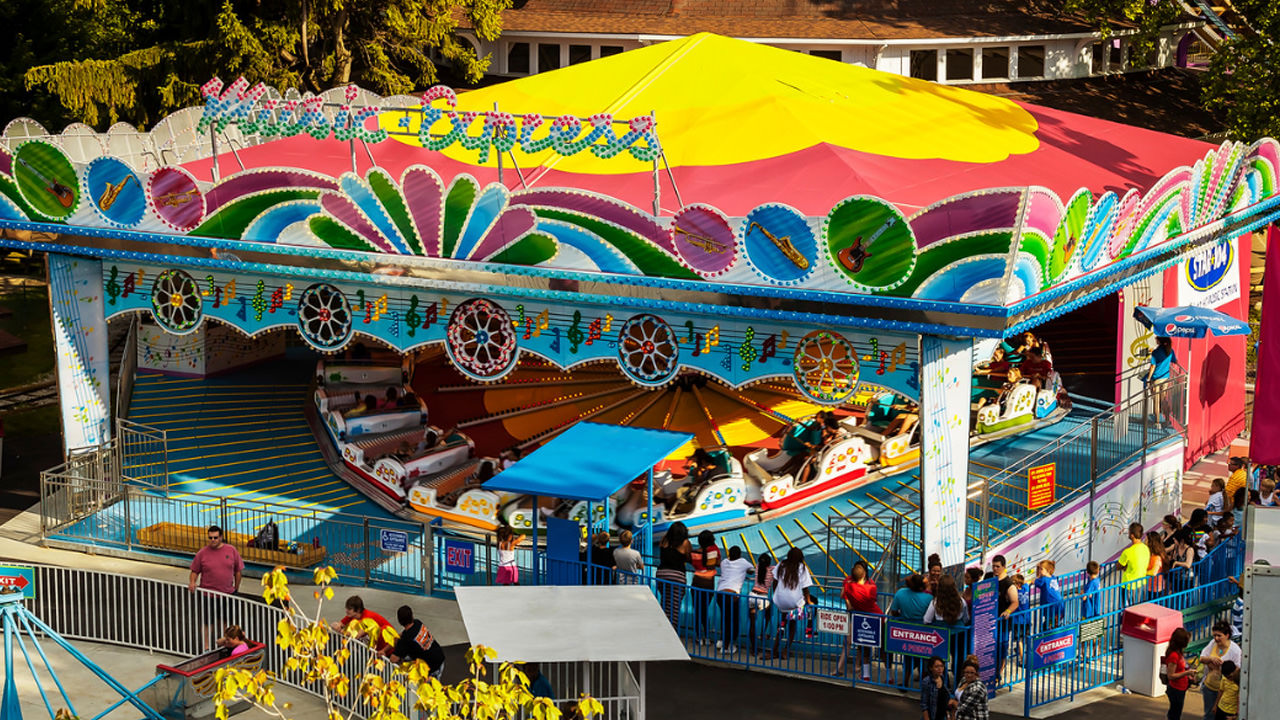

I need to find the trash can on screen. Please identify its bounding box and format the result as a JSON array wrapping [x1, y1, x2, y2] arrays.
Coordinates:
[[1121, 603, 1184, 696]]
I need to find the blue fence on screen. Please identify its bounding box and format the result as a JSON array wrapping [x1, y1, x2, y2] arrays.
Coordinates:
[[429, 524, 1243, 714]]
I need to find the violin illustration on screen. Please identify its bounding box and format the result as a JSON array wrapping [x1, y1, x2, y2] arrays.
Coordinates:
[[747, 221, 808, 269], [17, 157, 74, 208], [97, 174, 136, 210], [154, 189, 199, 207], [674, 225, 727, 254]]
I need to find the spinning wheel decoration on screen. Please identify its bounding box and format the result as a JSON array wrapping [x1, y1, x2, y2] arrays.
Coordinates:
[[296, 283, 354, 350], [617, 313, 680, 387], [792, 330, 859, 404], [149, 269, 203, 334], [445, 298, 519, 381]]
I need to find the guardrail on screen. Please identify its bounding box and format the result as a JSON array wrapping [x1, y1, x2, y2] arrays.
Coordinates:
[[114, 316, 138, 422]]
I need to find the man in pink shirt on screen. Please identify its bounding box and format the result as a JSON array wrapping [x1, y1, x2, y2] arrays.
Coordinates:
[[189, 525, 244, 595]]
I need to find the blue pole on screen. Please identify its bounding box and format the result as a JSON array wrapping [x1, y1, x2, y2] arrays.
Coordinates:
[[13, 617, 57, 719], [647, 468, 654, 559], [533, 495, 540, 586], [3, 603, 23, 720], [17, 611, 76, 716]]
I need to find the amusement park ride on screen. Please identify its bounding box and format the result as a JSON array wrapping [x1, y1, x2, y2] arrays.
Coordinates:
[[1, 35, 1277, 568]]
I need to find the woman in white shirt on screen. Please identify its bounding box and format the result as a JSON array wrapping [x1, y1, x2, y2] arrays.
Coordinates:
[[770, 548, 815, 661]]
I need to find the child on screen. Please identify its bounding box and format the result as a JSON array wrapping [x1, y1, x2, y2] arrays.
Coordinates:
[[1215, 660, 1239, 720], [715, 546, 755, 654], [747, 553, 775, 658], [217, 625, 251, 656], [1206, 478, 1226, 519], [1010, 574, 1030, 660], [1080, 561, 1102, 653], [1034, 560, 1064, 627], [495, 525, 523, 586], [1263, 476, 1278, 507]]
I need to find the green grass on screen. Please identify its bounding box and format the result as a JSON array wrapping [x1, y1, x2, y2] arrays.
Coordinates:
[[0, 285, 54, 389]]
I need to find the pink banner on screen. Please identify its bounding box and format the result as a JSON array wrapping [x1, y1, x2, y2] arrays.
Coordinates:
[[1254, 226, 1280, 463]]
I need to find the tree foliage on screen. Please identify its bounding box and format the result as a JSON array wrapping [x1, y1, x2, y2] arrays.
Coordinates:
[[214, 567, 599, 720], [19, 0, 511, 131], [1064, 0, 1280, 141]]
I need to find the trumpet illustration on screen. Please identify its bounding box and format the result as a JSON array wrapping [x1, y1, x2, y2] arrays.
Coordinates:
[[674, 225, 727, 254], [154, 188, 199, 207], [747, 221, 809, 270], [97, 174, 136, 210]]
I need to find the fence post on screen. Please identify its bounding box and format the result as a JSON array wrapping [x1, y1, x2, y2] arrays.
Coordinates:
[[422, 522, 432, 595], [123, 487, 132, 551], [1088, 417, 1098, 563], [485, 532, 495, 587], [363, 518, 371, 586], [161, 428, 170, 499], [980, 476, 991, 566], [220, 496, 228, 535]]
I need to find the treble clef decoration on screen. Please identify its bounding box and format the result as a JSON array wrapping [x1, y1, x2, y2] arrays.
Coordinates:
[[567, 310, 585, 353]]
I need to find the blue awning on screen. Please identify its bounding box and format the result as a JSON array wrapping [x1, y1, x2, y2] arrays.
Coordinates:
[[482, 423, 693, 501]]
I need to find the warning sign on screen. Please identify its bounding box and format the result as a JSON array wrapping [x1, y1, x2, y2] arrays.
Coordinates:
[[1028, 463, 1056, 510]]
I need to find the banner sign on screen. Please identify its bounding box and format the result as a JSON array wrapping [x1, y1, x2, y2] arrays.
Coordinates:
[[1028, 463, 1056, 510], [971, 577, 1000, 696], [1031, 627, 1078, 670], [444, 539, 475, 574], [50, 256, 111, 451], [103, 263, 922, 401], [851, 612, 884, 648], [816, 609, 849, 637], [1177, 238, 1240, 309], [0, 565, 35, 599], [920, 336, 973, 566], [885, 620, 949, 659]]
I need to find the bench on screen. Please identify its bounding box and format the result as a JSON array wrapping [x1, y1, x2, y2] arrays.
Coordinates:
[[136, 522, 328, 569]]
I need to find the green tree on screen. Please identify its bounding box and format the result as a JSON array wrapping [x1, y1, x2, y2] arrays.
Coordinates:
[[22, 0, 511, 131], [1064, 0, 1280, 141], [213, 567, 599, 720]]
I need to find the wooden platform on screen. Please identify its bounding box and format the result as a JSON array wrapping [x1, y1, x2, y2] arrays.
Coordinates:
[[136, 522, 328, 569]]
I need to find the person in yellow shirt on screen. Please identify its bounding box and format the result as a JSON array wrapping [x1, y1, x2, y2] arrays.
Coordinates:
[[1225, 457, 1247, 509], [1216, 660, 1239, 720], [1117, 523, 1151, 605]]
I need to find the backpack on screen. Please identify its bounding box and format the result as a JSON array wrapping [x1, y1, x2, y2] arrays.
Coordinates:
[[250, 520, 279, 550]]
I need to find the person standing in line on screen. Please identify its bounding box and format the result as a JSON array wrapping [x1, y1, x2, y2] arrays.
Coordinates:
[[925, 554, 944, 594], [495, 525, 523, 586], [613, 529, 644, 583], [689, 530, 721, 646], [990, 555, 1018, 685], [962, 567, 983, 608], [923, 575, 969, 664], [1168, 535, 1196, 592], [951, 658, 990, 720], [589, 532, 616, 585], [1164, 628, 1195, 720], [1160, 515, 1183, 546], [1205, 479, 1227, 521], [1118, 523, 1152, 605], [1034, 560, 1065, 628], [714, 546, 754, 654], [888, 573, 934, 682], [656, 522, 691, 628], [332, 595, 395, 653], [835, 560, 881, 679], [770, 548, 815, 662], [1080, 561, 1102, 654], [386, 606, 446, 680], [1146, 531, 1168, 597], [920, 655, 953, 720], [189, 525, 243, 595], [747, 553, 775, 659], [1260, 476, 1277, 506], [1198, 622, 1241, 720]]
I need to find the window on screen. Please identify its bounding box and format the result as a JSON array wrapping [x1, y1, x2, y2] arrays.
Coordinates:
[[537, 43, 561, 73], [569, 45, 591, 65], [507, 42, 530, 74], [982, 47, 1009, 79], [1090, 43, 1105, 74], [600, 46, 624, 57], [1109, 40, 1124, 71], [810, 49, 842, 62], [1017, 45, 1045, 78], [909, 50, 938, 81], [946, 49, 974, 81]]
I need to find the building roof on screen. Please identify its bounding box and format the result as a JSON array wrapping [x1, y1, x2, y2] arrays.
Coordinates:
[[455, 585, 690, 662], [481, 423, 693, 500], [492, 0, 1101, 39]]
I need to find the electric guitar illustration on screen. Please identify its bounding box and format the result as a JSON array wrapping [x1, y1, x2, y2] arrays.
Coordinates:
[[17, 157, 74, 208], [674, 225, 727, 254], [747, 221, 808, 270], [836, 216, 896, 275], [97, 174, 136, 210]]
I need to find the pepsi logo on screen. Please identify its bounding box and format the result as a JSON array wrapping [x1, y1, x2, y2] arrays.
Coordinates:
[[1174, 315, 1192, 322]]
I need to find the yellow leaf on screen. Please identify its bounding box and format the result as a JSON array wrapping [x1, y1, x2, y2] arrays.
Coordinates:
[[324, 587, 334, 600]]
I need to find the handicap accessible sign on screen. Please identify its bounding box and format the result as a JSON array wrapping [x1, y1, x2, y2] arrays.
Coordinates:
[[851, 612, 883, 648], [885, 620, 948, 659], [1031, 627, 1078, 670]]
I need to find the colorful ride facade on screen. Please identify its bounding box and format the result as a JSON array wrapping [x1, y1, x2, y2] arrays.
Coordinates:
[[3, 34, 1276, 568]]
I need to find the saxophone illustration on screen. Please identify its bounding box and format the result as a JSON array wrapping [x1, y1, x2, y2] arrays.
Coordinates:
[[747, 221, 809, 270], [97, 174, 136, 210]]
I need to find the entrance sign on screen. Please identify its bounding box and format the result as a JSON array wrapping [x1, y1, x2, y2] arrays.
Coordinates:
[[444, 539, 475, 574], [851, 612, 883, 648], [1028, 463, 1056, 510], [816, 609, 849, 636], [1031, 627, 1078, 670], [885, 620, 948, 659]]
